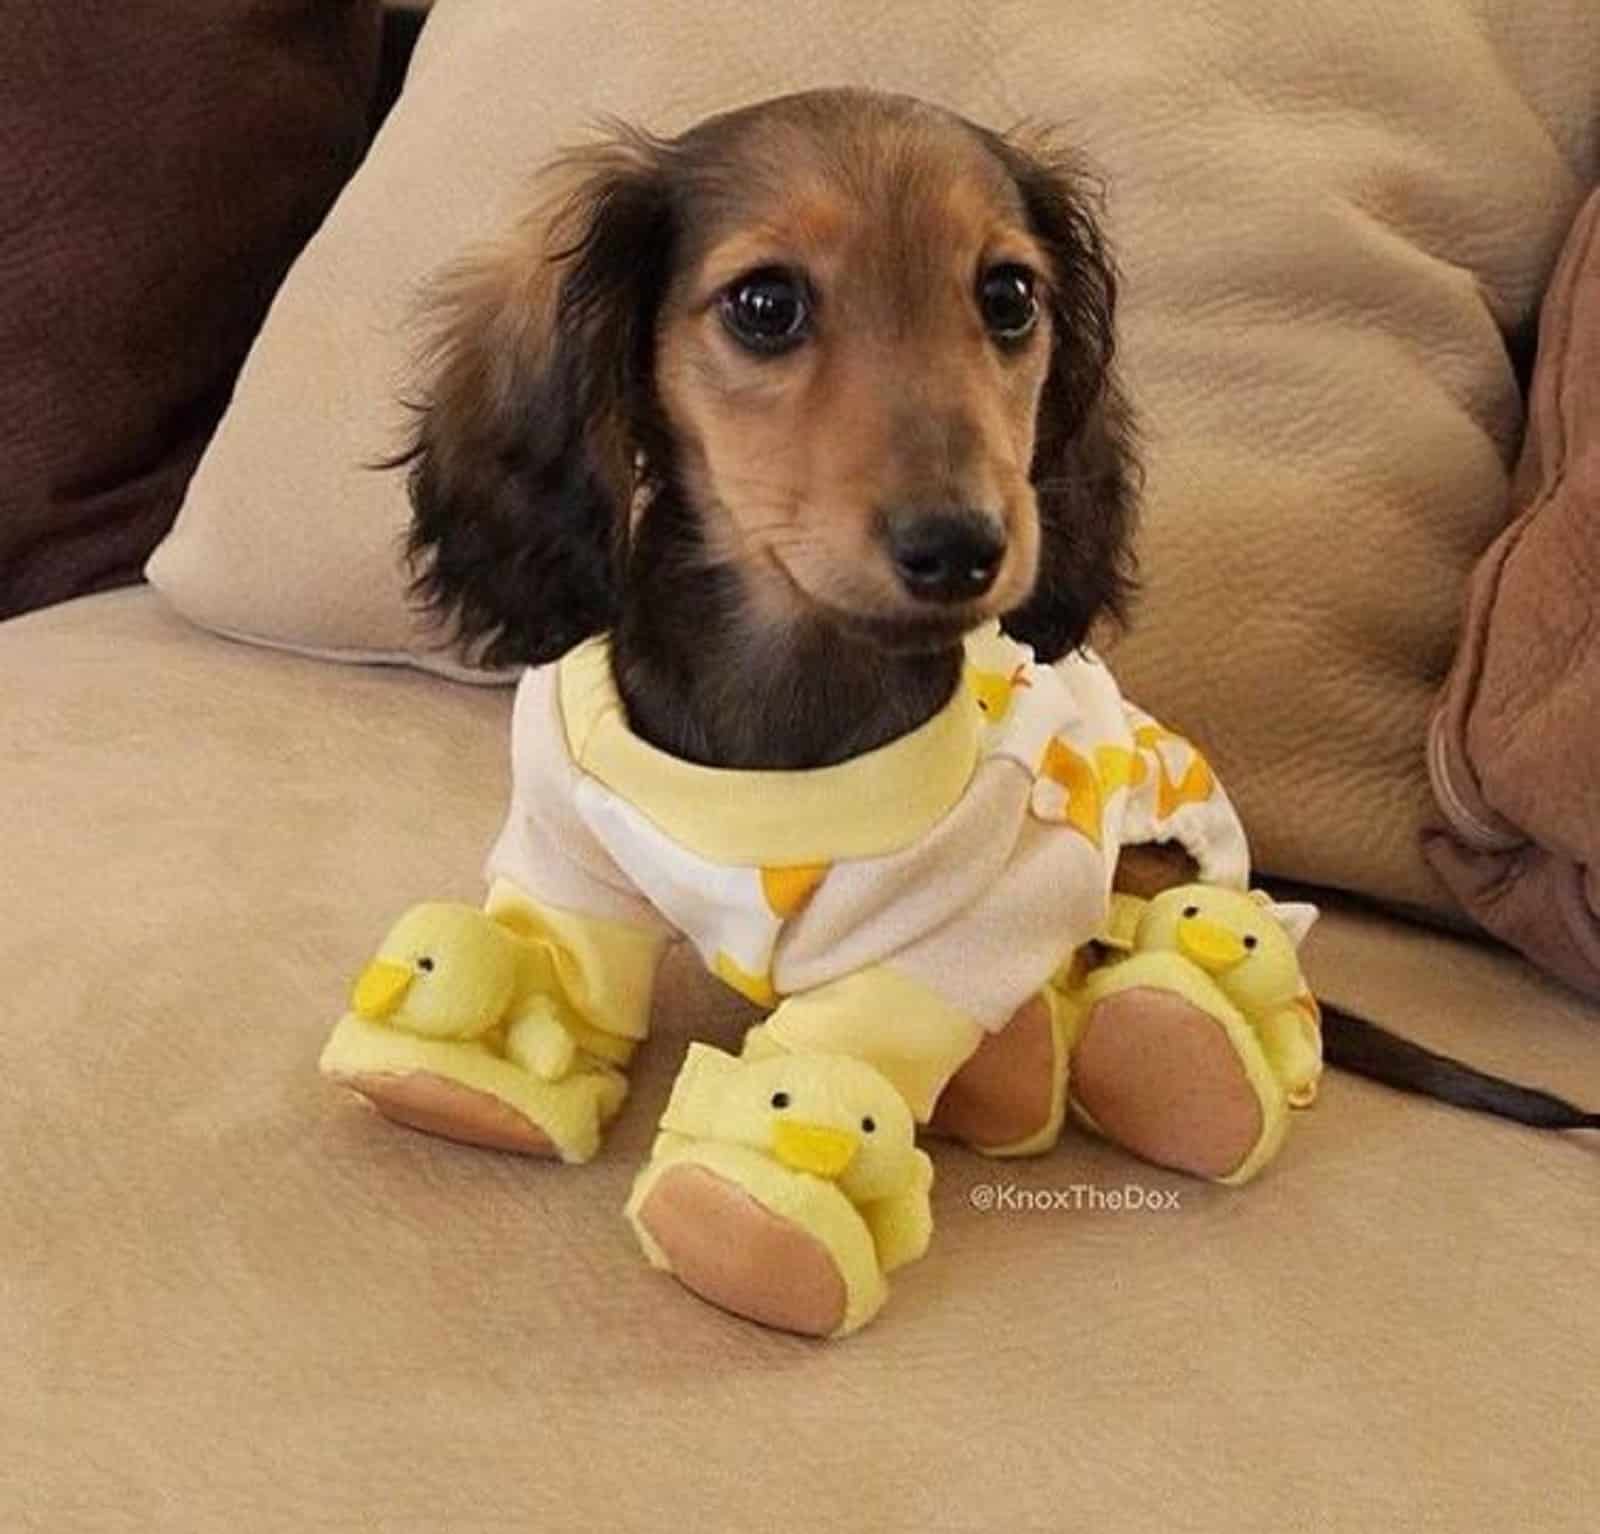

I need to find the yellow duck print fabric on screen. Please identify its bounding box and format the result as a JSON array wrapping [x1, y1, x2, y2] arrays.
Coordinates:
[[482, 622, 1250, 1119]]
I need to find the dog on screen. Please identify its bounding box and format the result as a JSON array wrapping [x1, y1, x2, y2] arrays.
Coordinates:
[[404, 87, 1135, 772], [394, 87, 1595, 1145]]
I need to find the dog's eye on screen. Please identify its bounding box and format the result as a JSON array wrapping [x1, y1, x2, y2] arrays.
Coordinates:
[[979, 264, 1039, 343], [720, 268, 810, 355]]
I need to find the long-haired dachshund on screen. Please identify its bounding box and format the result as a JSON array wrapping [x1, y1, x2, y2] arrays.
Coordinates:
[[404, 88, 1135, 770], [385, 87, 1592, 1221]]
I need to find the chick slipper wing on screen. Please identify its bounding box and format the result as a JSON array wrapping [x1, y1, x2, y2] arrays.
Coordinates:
[[320, 1019, 626, 1162], [858, 1146, 935, 1273]]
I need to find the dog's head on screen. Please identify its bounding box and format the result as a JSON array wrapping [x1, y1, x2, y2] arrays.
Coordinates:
[[403, 88, 1136, 668]]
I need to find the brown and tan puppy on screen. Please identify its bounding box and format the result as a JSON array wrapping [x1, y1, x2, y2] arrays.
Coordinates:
[[398, 87, 1596, 1135], [401, 88, 1135, 769]]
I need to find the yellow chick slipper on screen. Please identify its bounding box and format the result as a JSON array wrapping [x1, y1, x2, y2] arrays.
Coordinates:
[[1062, 884, 1323, 1186], [626, 1045, 934, 1339], [320, 903, 627, 1162]]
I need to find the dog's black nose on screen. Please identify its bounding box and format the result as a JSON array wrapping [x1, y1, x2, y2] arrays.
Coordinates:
[[885, 509, 1006, 603]]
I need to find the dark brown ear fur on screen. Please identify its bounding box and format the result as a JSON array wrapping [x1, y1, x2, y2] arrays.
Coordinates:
[[984, 129, 1141, 663], [397, 132, 676, 668]]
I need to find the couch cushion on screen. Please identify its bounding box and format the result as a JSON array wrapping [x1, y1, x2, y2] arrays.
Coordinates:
[[1426, 186, 1600, 997], [6, 587, 1600, 1530], [0, 0, 381, 620], [146, 0, 1600, 916]]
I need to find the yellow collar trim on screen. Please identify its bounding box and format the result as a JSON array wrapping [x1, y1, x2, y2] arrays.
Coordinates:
[[557, 637, 982, 865]]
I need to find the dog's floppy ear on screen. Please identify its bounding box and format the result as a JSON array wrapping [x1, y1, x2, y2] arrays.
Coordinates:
[[398, 130, 675, 668], [985, 129, 1141, 664]]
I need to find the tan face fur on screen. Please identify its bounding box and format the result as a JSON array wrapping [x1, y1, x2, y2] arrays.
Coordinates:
[[653, 108, 1054, 648]]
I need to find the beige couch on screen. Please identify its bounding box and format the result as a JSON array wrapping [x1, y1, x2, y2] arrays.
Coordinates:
[[7, 2, 1599, 1528]]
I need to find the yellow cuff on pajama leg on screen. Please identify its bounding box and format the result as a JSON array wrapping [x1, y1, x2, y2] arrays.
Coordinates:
[[484, 877, 665, 1067], [456, 878, 668, 1159], [741, 966, 984, 1124]]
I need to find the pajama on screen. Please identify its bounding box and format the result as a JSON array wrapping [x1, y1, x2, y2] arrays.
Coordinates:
[[484, 622, 1251, 1120]]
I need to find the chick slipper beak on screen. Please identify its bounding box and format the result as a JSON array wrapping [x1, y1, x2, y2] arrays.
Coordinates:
[[352, 959, 412, 1021], [772, 1121, 859, 1180], [1177, 916, 1247, 975]]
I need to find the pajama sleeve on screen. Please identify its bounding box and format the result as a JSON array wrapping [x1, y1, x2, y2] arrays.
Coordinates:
[[482, 666, 675, 1063]]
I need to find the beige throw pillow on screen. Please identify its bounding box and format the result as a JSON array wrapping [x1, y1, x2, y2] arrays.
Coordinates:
[[146, 0, 1600, 913]]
